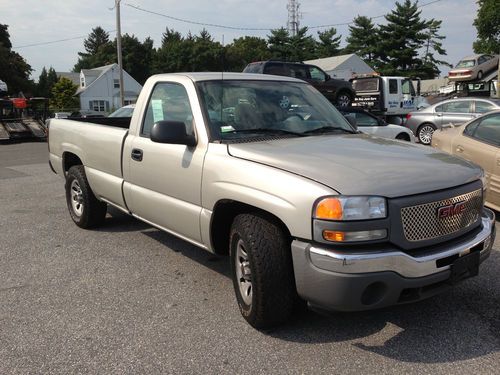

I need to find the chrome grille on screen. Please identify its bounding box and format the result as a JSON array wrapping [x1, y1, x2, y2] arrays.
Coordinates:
[[401, 189, 482, 242]]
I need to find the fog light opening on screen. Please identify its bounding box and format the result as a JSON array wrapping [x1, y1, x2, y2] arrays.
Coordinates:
[[361, 282, 388, 306]]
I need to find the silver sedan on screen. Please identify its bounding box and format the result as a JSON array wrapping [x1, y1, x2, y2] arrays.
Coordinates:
[[405, 97, 500, 145]]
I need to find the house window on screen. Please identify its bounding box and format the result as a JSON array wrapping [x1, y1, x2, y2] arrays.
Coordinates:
[[91, 100, 107, 112], [124, 100, 134, 105], [114, 79, 120, 88], [80, 77, 85, 87]]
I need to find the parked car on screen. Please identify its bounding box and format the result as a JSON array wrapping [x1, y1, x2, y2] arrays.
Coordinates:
[[48, 72, 495, 329], [108, 104, 135, 118], [432, 110, 500, 211], [69, 110, 106, 118], [52, 112, 71, 119], [339, 107, 415, 142], [243, 61, 355, 107], [448, 54, 499, 82], [405, 97, 500, 145]]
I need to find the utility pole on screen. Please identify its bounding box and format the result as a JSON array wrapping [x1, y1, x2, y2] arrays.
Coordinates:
[[115, 0, 125, 107], [287, 0, 301, 37]]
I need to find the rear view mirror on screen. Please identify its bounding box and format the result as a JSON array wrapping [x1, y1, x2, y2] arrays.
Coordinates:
[[150, 121, 197, 147]]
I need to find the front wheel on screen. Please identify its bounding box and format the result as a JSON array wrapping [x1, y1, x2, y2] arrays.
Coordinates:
[[65, 165, 107, 228], [230, 213, 295, 329], [335, 92, 352, 107], [417, 123, 436, 145]]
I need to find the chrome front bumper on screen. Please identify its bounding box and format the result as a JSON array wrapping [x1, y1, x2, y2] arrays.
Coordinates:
[[300, 208, 495, 278], [291, 208, 495, 312]]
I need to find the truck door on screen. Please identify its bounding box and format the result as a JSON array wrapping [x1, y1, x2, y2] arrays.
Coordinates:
[[123, 81, 207, 243], [385, 78, 401, 115], [401, 78, 417, 113]]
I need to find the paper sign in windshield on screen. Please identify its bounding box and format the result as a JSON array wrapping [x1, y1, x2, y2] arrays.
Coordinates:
[[152, 100, 164, 122]]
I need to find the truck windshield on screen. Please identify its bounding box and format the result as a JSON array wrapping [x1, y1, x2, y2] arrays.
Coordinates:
[[197, 80, 354, 141], [352, 78, 379, 92]]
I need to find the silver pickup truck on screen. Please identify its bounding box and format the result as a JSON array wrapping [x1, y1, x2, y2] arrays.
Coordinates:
[[48, 73, 496, 329]]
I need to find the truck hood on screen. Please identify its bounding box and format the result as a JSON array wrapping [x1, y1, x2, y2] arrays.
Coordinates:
[[227, 134, 481, 198]]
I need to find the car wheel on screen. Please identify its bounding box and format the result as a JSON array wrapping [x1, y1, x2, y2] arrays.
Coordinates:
[[417, 123, 436, 145], [65, 165, 107, 228], [477, 70, 483, 80], [395, 133, 411, 141], [230, 213, 295, 329], [336, 92, 352, 107]]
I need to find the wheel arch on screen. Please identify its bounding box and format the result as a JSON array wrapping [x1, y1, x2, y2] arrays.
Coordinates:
[[210, 199, 292, 256], [62, 152, 83, 175]]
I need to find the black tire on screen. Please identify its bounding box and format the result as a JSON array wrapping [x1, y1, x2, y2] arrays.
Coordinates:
[[65, 165, 107, 229], [417, 123, 436, 145], [335, 91, 352, 107], [395, 133, 411, 141], [230, 213, 295, 329]]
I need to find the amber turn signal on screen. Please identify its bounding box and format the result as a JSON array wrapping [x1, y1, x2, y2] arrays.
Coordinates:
[[315, 198, 343, 220]]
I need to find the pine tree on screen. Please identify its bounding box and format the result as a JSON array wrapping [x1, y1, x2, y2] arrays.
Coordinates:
[[268, 27, 293, 61], [344, 16, 378, 63], [37, 67, 48, 97], [83, 26, 110, 55], [420, 19, 451, 78], [377, 0, 429, 76], [315, 28, 342, 58]]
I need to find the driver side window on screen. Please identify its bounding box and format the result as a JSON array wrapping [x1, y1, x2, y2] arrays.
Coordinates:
[[141, 82, 194, 137]]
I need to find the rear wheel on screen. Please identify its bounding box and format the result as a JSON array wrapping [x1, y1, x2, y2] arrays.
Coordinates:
[[65, 165, 107, 228], [417, 123, 436, 145], [230, 213, 295, 329]]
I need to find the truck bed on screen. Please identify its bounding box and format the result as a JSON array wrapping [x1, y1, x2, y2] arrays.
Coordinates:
[[68, 117, 131, 129]]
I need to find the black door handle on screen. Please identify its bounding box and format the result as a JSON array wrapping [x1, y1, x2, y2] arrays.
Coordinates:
[[131, 148, 143, 161]]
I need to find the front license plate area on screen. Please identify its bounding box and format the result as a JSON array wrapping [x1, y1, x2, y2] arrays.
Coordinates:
[[450, 251, 480, 284]]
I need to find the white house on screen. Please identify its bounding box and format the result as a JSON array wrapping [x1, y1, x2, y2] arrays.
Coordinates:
[[305, 54, 375, 81], [65, 64, 142, 112]]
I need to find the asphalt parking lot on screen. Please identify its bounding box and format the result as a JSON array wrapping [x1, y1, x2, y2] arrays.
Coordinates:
[[0, 142, 499, 374]]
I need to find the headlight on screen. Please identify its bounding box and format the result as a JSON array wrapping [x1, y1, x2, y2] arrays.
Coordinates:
[[314, 196, 387, 221]]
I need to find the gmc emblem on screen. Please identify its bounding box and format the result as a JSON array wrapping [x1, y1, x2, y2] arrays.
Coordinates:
[[437, 201, 466, 219]]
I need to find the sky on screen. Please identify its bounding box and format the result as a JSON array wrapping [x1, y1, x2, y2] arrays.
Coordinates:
[[1, 0, 479, 80]]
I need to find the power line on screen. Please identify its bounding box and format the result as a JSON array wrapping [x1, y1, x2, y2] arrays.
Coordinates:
[[13, 30, 116, 49], [12, 0, 446, 49], [124, 3, 270, 31]]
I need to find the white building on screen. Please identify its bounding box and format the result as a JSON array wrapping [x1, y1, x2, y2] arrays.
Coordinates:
[[305, 54, 375, 81], [60, 64, 142, 113]]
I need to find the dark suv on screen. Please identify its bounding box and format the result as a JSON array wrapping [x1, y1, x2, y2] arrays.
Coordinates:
[[243, 61, 356, 107]]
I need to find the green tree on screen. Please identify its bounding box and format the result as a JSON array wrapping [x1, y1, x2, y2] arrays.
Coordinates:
[[50, 77, 79, 111], [268, 27, 293, 61], [74, 27, 114, 71], [420, 19, 451, 78], [37, 67, 48, 97], [344, 16, 379, 63], [473, 0, 500, 54], [289, 27, 317, 61], [315, 27, 342, 58], [377, 0, 432, 76], [153, 27, 188, 73], [0, 24, 33, 94], [225, 36, 270, 71], [120, 34, 155, 84]]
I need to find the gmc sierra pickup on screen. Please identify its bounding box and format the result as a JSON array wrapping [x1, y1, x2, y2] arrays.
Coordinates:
[[48, 73, 495, 329]]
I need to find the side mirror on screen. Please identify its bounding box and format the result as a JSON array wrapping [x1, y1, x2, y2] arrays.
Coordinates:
[[325, 74, 331, 81], [345, 114, 358, 130], [150, 120, 197, 147]]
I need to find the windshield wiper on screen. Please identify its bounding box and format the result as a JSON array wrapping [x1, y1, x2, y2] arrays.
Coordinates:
[[225, 128, 305, 137], [302, 126, 356, 135]]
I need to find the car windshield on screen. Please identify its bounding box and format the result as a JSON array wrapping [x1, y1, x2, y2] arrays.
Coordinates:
[[455, 60, 475, 68], [109, 106, 134, 117], [197, 80, 354, 141]]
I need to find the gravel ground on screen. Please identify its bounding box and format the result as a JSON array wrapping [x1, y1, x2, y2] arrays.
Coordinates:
[[0, 142, 498, 374]]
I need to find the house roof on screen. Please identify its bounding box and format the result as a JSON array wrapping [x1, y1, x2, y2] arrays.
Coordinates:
[[76, 64, 118, 95], [305, 54, 359, 71], [56, 72, 80, 86]]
